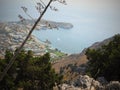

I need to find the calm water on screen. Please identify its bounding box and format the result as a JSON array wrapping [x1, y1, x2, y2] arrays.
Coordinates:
[[32, 23, 120, 54], [0, 0, 120, 54]]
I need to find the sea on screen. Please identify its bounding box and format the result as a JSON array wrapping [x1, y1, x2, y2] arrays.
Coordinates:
[[0, 0, 120, 54]]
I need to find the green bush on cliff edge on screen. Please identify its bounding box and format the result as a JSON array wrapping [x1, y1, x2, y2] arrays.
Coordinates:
[[86, 34, 120, 81]]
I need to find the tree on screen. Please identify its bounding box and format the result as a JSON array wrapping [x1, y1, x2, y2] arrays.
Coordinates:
[[0, 50, 63, 90], [0, 50, 16, 90], [0, 0, 66, 81], [86, 34, 120, 81]]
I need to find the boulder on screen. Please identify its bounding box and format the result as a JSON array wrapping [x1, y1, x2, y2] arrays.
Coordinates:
[[73, 75, 100, 89]]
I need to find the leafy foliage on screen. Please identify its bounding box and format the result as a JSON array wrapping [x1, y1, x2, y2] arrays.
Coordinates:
[[0, 50, 62, 90], [86, 34, 120, 81]]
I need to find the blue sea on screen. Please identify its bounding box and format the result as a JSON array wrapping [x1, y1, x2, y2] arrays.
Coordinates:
[[0, 0, 120, 54]]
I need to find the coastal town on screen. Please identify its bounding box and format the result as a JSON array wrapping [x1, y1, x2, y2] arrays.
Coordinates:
[[0, 19, 73, 59]]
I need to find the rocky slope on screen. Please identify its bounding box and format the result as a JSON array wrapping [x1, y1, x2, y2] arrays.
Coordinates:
[[52, 53, 87, 73], [53, 75, 120, 90]]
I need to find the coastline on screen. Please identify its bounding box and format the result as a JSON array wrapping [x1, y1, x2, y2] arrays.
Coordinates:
[[0, 19, 72, 59]]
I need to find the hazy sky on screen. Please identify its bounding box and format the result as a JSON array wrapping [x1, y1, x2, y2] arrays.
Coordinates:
[[0, 0, 120, 32], [0, 0, 120, 21]]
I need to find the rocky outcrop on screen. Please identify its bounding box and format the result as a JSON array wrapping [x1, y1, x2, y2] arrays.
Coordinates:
[[54, 75, 120, 90], [72, 75, 100, 89]]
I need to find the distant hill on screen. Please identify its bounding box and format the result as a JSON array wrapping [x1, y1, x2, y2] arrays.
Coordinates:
[[14, 19, 73, 30], [79, 35, 114, 56]]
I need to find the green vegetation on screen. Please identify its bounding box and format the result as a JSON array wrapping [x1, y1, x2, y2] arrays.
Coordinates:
[[0, 50, 63, 90], [46, 47, 67, 61], [86, 34, 120, 81]]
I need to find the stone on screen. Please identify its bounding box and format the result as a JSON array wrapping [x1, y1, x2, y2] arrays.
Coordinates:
[[105, 81, 120, 90]]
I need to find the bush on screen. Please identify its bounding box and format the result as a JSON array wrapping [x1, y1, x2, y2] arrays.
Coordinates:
[[0, 50, 62, 90], [86, 34, 120, 81]]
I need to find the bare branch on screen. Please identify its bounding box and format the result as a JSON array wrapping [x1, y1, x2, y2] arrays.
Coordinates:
[[39, 0, 46, 7], [57, 0, 67, 5], [18, 14, 25, 22], [21, 6, 34, 20], [50, 6, 58, 11], [21, 6, 27, 12]]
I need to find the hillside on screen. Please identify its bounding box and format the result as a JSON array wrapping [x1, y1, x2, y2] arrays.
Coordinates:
[[81, 35, 114, 55], [53, 37, 114, 73], [52, 35, 117, 73], [52, 34, 120, 90]]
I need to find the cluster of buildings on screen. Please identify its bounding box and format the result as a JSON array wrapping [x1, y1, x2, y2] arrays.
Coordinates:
[[0, 22, 48, 58], [0, 20, 67, 59]]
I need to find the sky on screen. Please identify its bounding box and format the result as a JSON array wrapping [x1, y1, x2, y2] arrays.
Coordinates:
[[0, 0, 120, 21], [0, 0, 120, 33]]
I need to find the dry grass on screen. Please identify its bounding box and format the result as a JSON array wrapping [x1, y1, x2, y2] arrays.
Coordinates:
[[52, 53, 88, 73]]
